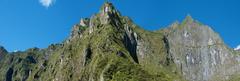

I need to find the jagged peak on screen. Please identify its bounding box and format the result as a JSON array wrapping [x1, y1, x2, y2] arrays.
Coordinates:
[[98, 2, 121, 22], [67, 2, 123, 40], [172, 21, 180, 26], [168, 21, 180, 30], [183, 14, 194, 24], [83, 2, 123, 29], [79, 18, 90, 27], [100, 2, 118, 14], [181, 14, 205, 27]]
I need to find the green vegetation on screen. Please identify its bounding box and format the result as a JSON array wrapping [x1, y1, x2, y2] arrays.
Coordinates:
[[2, 2, 238, 81]]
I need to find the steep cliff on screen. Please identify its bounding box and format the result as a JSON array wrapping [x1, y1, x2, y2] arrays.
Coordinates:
[[162, 15, 240, 81]]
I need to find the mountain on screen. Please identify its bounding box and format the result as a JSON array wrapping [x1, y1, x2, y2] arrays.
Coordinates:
[[0, 2, 240, 81], [163, 15, 240, 81]]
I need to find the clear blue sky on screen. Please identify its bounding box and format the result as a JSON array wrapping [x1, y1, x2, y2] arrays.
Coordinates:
[[0, 0, 239, 52]]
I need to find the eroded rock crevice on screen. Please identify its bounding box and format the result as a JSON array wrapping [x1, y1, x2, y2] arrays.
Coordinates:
[[163, 35, 174, 65], [123, 32, 139, 63], [6, 68, 13, 81], [83, 46, 92, 66]]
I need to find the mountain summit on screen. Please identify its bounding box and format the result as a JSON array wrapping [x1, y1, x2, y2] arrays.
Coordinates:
[[0, 2, 240, 81]]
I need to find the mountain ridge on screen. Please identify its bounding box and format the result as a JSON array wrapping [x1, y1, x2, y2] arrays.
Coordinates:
[[0, 2, 240, 81]]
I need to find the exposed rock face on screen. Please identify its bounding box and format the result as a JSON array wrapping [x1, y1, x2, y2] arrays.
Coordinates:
[[80, 18, 89, 27], [69, 18, 90, 41], [163, 16, 240, 81], [99, 2, 121, 25], [123, 26, 139, 63]]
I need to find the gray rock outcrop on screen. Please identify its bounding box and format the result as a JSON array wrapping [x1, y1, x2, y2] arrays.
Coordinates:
[[163, 15, 240, 81]]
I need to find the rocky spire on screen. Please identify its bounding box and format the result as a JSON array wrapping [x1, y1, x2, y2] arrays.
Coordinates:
[[79, 18, 89, 27], [100, 2, 120, 16], [70, 2, 122, 36], [99, 2, 121, 25], [88, 2, 123, 34], [183, 14, 194, 24]]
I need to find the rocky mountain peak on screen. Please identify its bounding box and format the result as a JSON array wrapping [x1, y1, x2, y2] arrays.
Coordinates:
[[67, 18, 90, 41], [100, 2, 119, 16], [180, 14, 206, 30], [79, 18, 89, 27], [164, 14, 238, 81], [67, 2, 123, 41], [98, 2, 121, 25], [183, 14, 194, 24]]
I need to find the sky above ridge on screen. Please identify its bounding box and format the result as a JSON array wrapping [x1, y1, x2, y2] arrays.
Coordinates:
[[0, 0, 240, 52]]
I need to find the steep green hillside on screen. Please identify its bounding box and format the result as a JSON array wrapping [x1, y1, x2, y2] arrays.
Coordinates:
[[0, 2, 181, 81]]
